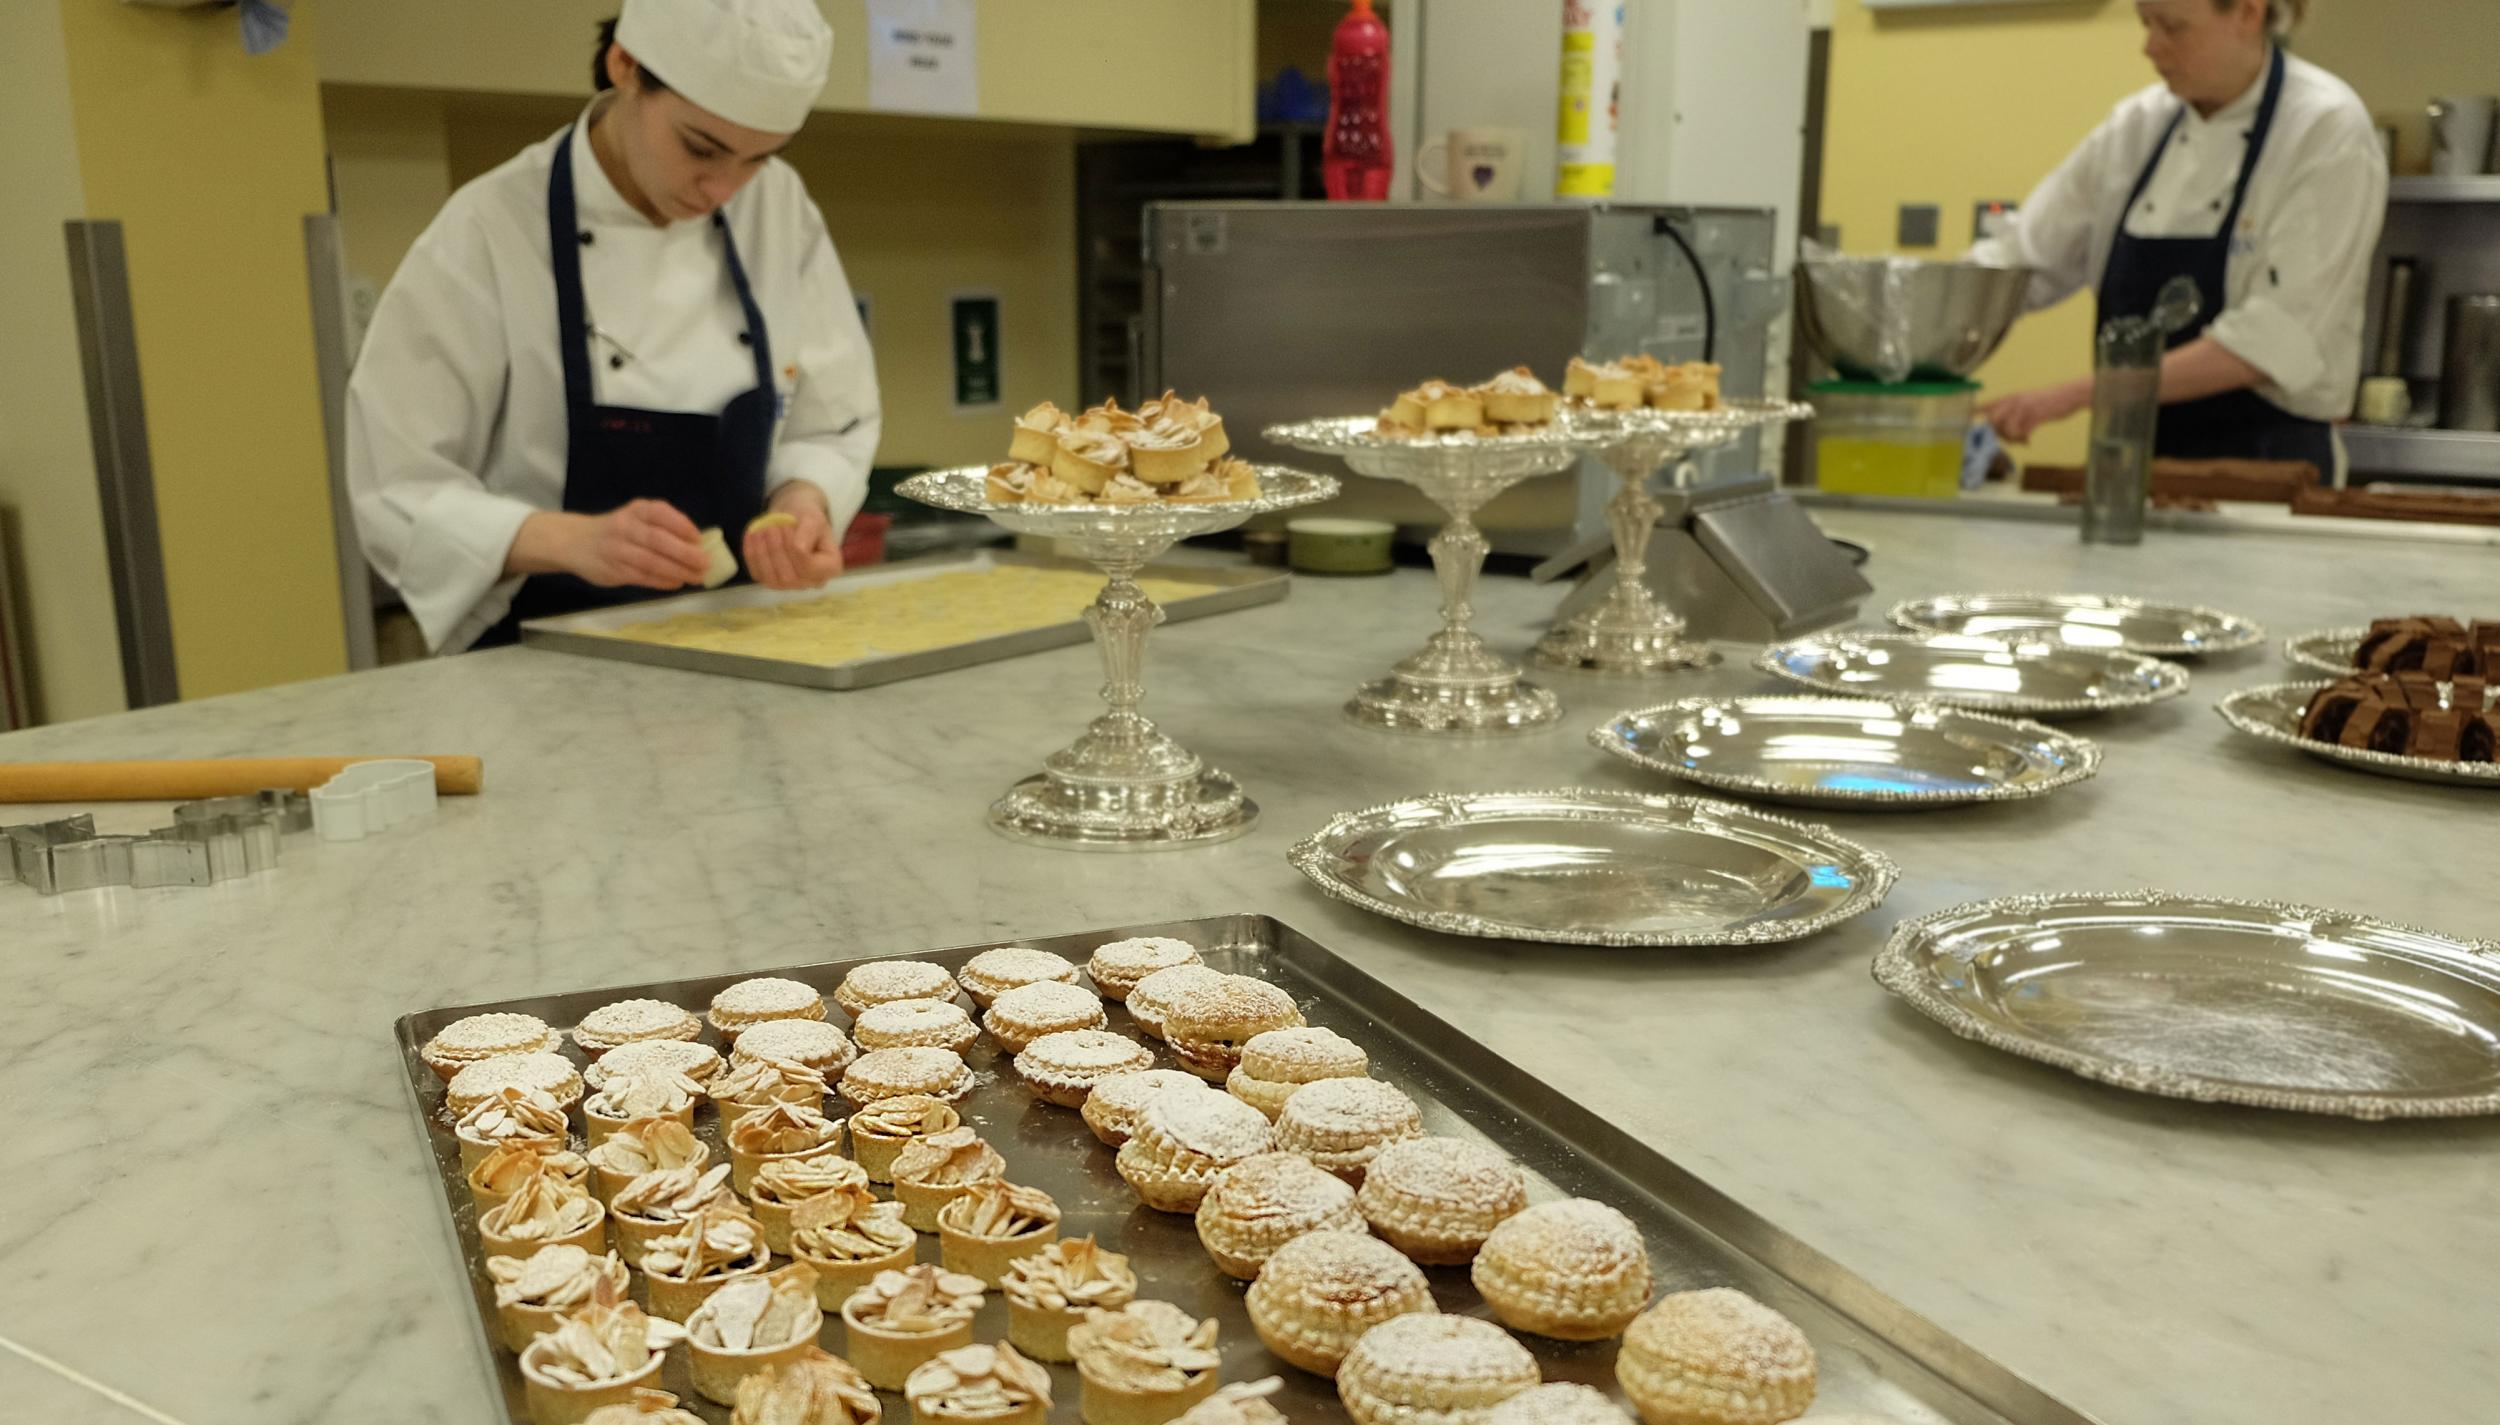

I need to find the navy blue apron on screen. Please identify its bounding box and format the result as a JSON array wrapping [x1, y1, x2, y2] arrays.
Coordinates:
[[482, 123, 777, 646], [2097, 47, 2333, 473]]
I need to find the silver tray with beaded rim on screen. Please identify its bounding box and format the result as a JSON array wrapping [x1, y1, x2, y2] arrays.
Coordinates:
[[1285, 790, 1898, 947], [1875, 891, 2500, 1119], [395, 915, 2087, 1425], [2215, 680, 2500, 788], [1759, 632, 2190, 720], [1590, 697, 2104, 810], [1888, 592, 2263, 658], [2282, 627, 2366, 675]]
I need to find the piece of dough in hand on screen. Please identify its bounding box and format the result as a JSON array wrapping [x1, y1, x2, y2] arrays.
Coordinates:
[[698, 527, 738, 589], [746, 511, 799, 535]]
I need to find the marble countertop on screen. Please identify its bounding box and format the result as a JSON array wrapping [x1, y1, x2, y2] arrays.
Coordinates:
[[5, 508, 2494, 1425]]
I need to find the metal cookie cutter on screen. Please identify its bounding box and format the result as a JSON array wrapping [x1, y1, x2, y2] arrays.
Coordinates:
[[4, 790, 311, 895]]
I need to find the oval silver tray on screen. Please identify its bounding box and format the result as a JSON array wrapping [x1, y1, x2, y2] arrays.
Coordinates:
[[1874, 890, 2500, 1119], [1286, 788, 1898, 948], [1891, 592, 2263, 657], [1590, 696, 2103, 810], [1758, 632, 2190, 719], [2215, 680, 2500, 788], [2282, 626, 2365, 675]]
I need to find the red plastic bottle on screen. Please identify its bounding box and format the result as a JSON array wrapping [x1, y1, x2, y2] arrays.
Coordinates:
[[1323, 0, 1391, 201]]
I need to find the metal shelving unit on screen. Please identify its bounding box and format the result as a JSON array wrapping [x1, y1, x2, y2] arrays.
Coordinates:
[[2353, 174, 2500, 487]]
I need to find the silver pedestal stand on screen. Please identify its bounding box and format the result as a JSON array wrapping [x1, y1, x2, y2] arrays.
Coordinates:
[[1270, 417, 1582, 734], [898, 466, 1338, 850], [1532, 400, 1815, 675]]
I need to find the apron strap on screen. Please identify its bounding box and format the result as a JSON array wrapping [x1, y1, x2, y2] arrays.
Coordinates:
[[715, 212, 776, 398], [545, 124, 598, 422], [2118, 47, 2289, 247]]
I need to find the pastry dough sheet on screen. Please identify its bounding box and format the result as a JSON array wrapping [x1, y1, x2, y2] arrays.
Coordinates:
[[605, 567, 1223, 667]]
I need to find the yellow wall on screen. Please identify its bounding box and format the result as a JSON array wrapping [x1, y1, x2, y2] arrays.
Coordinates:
[[1822, 0, 2150, 465], [328, 93, 1080, 473], [2300, 8, 2498, 175], [316, 0, 1254, 141], [0, 2, 124, 724], [55, 0, 347, 700]]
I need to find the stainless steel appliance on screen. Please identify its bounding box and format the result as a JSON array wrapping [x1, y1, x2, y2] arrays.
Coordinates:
[[1141, 202, 1782, 555], [2439, 294, 2500, 432]]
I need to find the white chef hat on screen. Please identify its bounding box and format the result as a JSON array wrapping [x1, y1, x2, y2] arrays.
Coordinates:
[[614, 0, 834, 135]]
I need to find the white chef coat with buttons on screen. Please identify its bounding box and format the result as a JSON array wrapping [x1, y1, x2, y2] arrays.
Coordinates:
[[348, 102, 880, 653], [1970, 51, 2386, 424]]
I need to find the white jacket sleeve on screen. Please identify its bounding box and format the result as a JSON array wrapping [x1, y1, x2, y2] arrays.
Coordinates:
[[766, 196, 881, 538], [347, 210, 536, 653], [2206, 121, 2389, 401], [1969, 107, 2126, 313]]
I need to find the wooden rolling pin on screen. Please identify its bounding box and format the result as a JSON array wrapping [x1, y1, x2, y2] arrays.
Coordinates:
[[0, 756, 484, 804]]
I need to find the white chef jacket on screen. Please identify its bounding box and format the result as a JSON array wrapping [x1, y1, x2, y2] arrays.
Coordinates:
[[1970, 52, 2386, 424], [348, 100, 880, 653]]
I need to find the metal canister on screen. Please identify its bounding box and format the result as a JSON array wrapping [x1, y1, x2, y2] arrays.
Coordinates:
[[2438, 294, 2500, 432]]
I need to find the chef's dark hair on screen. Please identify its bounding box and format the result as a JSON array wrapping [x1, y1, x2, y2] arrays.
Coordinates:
[[592, 18, 671, 93]]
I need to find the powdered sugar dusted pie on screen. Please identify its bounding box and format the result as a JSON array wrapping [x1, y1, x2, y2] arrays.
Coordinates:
[[1336, 1314, 1539, 1425], [1272, 1078, 1423, 1183], [423, 1011, 560, 1080], [448, 1051, 583, 1117], [1082, 1069, 1207, 1148], [571, 999, 702, 1054], [1015, 1029, 1156, 1108], [983, 980, 1107, 1053], [1161, 976, 1306, 1080], [837, 960, 962, 1018], [854, 998, 981, 1055], [1472, 1199, 1652, 1341], [1245, 1231, 1435, 1376], [586, 1039, 723, 1093], [842, 1047, 975, 1109], [1087, 936, 1205, 1001], [1614, 1289, 1817, 1425], [1122, 965, 1226, 1041], [1487, 1384, 1638, 1425], [1226, 1027, 1369, 1119], [1357, 1137, 1528, 1265], [957, 947, 1081, 1009], [1194, 1152, 1363, 1280], [731, 1018, 860, 1077], [708, 977, 829, 1035], [1115, 1086, 1274, 1213]]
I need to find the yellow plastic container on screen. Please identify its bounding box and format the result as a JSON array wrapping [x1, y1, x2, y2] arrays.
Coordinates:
[[1811, 381, 1977, 499]]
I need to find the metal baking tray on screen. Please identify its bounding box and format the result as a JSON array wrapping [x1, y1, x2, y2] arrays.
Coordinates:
[[396, 915, 2091, 1425], [520, 549, 1286, 691]]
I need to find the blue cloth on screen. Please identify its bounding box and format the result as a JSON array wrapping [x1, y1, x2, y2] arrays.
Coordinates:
[[240, 0, 290, 56]]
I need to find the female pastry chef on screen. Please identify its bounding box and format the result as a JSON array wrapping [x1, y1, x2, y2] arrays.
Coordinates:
[[348, 0, 879, 652], [1974, 0, 2383, 476]]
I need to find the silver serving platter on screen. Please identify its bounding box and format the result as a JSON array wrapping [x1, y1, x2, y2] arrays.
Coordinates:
[[400, 914, 2088, 1424], [1591, 696, 2103, 810], [1875, 891, 2500, 1119], [1889, 592, 2264, 657], [2282, 626, 2365, 675], [2215, 680, 2500, 788], [1286, 789, 1898, 947], [1759, 632, 2190, 720]]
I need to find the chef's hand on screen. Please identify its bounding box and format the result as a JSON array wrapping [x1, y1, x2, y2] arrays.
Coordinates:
[[576, 499, 711, 589], [745, 484, 845, 590], [1981, 379, 2093, 445]]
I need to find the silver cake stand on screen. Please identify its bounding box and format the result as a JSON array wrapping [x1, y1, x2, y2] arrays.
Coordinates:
[[1270, 417, 1584, 734], [898, 466, 1339, 850], [1532, 399, 1814, 675]]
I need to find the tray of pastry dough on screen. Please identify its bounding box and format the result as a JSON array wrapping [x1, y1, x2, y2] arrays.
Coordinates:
[[395, 914, 2093, 1425], [519, 548, 1287, 690]]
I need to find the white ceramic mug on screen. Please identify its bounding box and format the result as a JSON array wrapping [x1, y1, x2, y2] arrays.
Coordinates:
[[2428, 97, 2497, 177], [1416, 128, 1525, 202]]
